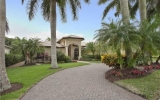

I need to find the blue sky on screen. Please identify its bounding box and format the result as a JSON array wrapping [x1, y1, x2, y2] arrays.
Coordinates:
[[6, 0, 132, 42]]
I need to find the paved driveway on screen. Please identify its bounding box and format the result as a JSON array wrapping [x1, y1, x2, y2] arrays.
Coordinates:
[[21, 63, 145, 100]]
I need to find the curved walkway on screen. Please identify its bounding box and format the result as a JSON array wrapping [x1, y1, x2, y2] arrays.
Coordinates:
[[21, 63, 145, 100]]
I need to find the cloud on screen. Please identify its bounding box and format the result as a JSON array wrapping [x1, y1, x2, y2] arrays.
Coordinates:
[[6, 27, 85, 41]]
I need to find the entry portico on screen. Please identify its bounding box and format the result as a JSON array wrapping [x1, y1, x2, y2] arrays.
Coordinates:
[[40, 35, 85, 60]]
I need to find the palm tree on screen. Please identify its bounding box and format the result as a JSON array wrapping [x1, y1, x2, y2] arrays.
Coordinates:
[[98, 0, 138, 20], [138, 18, 160, 63], [22, 0, 90, 68], [11, 37, 28, 57], [139, 0, 146, 21], [86, 42, 96, 57], [95, 21, 141, 68], [119, 0, 130, 24], [0, 0, 11, 92], [26, 38, 44, 63], [46, 37, 51, 41]]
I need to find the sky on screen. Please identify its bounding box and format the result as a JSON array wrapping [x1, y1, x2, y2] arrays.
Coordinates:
[[5, 0, 137, 42]]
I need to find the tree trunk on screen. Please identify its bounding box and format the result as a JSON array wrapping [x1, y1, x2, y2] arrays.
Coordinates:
[[139, 0, 146, 21], [0, 0, 11, 92], [50, 0, 58, 68], [120, 0, 131, 68], [119, 0, 130, 24]]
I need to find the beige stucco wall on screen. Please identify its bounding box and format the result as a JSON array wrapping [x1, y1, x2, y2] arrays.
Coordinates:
[[57, 48, 65, 54], [65, 39, 81, 46], [44, 47, 51, 56]]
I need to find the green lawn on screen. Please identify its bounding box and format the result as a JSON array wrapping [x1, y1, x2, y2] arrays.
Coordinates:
[[115, 70, 160, 100], [1, 62, 88, 100]]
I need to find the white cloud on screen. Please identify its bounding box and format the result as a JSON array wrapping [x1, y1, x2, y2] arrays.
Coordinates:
[[6, 28, 85, 41], [5, 25, 94, 42]]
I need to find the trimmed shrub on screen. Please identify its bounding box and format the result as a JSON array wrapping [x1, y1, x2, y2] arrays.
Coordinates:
[[5, 54, 24, 67], [101, 54, 119, 67], [57, 50, 71, 63], [57, 51, 66, 62], [64, 56, 71, 63]]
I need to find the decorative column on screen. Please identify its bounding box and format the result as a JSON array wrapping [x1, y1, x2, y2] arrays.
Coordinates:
[[78, 45, 81, 60], [65, 46, 68, 56]]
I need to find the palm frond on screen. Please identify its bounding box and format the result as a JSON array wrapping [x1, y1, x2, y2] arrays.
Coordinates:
[[26, 0, 39, 20], [102, 0, 117, 20], [6, 19, 10, 33], [41, 0, 50, 21]]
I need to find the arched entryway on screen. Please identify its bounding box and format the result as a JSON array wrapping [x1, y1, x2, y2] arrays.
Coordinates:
[[74, 48, 79, 60]]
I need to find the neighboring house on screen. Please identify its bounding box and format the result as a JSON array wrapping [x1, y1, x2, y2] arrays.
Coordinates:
[[5, 45, 10, 54], [40, 35, 86, 60]]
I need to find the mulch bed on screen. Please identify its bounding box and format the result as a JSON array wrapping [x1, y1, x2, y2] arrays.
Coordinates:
[[0, 83, 23, 96], [105, 68, 152, 82], [105, 63, 159, 82]]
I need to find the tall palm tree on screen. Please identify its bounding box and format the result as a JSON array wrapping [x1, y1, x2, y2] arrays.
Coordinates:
[[139, 0, 146, 21], [119, 0, 130, 24], [22, 0, 90, 68], [0, 0, 11, 92], [98, 0, 138, 20]]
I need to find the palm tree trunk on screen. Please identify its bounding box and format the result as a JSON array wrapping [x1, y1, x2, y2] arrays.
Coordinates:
[[0, 0, 11, 92], [119, 0, 130, 24], [139, 0, 146, 21], [50, 0, 58, 68], [119, 0, 131, 68]]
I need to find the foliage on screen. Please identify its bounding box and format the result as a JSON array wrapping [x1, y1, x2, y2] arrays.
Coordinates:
[[64, 56, 71, 63], [1, 63, 88, 100], [5, 54, 24, 67], [5, 37, 14, 46], [86, 42, 96, 57], [57, 50, 71, 63], [98, 0, 138, 20], [25, 38, 44, 63], [95, 20, 141, 68], [110, 71, 123, 77], [101, 54, 119, 68], [11, 37, 28, 57]]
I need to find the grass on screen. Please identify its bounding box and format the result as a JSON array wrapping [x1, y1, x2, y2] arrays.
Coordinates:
[[115, 70, 160, 100], [1, 62, 88, 100]]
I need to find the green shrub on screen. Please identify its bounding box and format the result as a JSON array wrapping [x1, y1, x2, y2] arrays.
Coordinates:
[[64, 56, 71, 63], [94, 54, 101, 60], [57, 51, 66, 61], [57, 50, 71, 63], [5, 54, 24, 67]]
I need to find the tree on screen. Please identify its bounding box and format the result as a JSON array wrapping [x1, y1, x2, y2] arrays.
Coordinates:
[[98, 0, 138, 20], [11, 37, 28, 57], [46, 37, 51, 41], [0, 0, 11, 92], [138, 17, 160, 63], [139, 0, 146, 21], [26, 38, 44, 63], [22, 0, 90, 68], [95, 21, 141, 68], [86, 42, 96, 57]]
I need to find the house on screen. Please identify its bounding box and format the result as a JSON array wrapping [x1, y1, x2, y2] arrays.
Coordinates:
[[40, 35, 86, 60], [5, 45, 10, 54]]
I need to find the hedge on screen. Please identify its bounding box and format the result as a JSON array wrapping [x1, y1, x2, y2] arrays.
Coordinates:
[[5, 54, 24, 67]]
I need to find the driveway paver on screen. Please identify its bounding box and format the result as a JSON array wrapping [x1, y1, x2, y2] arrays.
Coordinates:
[[21, 63, 146, 100]]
